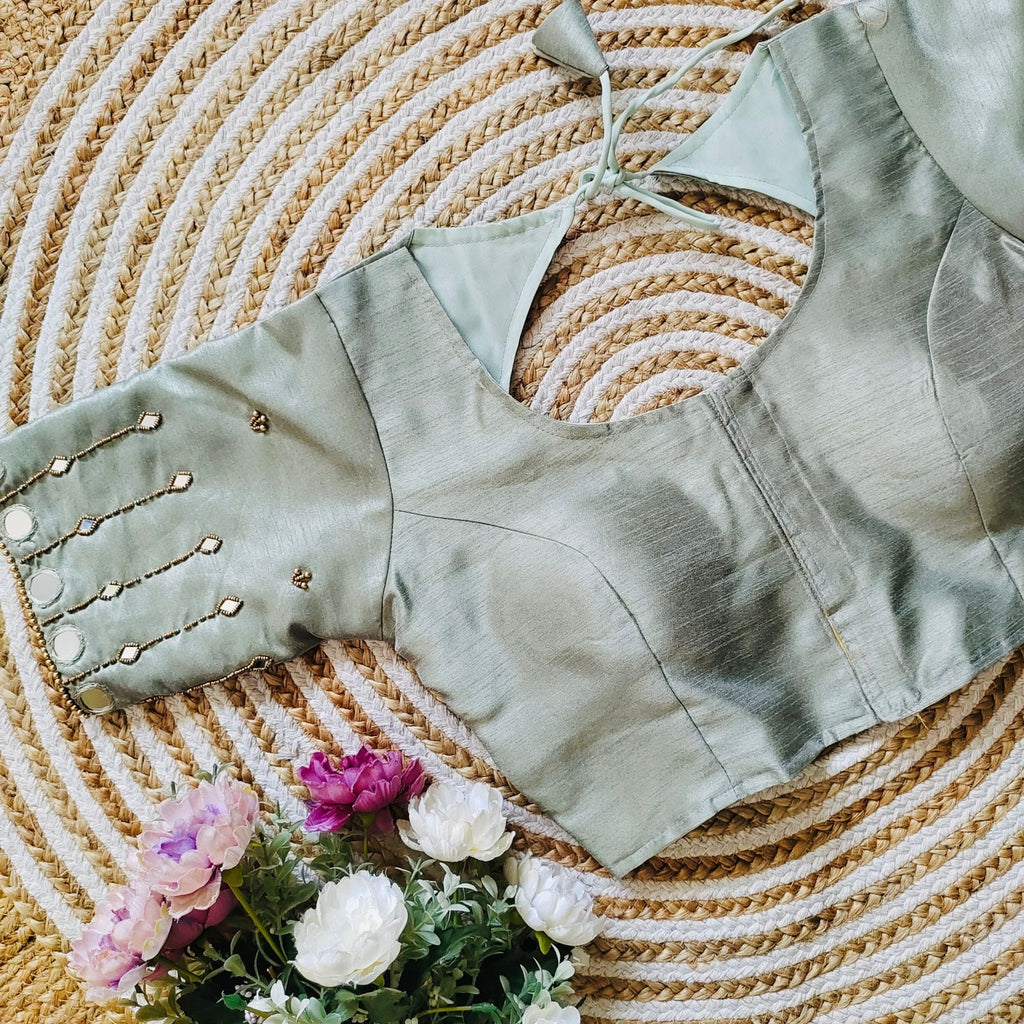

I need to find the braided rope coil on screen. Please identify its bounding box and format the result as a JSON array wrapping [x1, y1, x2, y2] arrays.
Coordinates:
[[3, 0, 1024, 1021]]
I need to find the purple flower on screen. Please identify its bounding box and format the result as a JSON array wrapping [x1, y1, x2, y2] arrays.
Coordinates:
[[297, 746, 425, 834]]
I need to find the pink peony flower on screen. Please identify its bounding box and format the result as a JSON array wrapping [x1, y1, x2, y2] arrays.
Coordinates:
[[68, 881, 172, 1003], [298, 746, 425, 834], [133, 774, 259, 917]]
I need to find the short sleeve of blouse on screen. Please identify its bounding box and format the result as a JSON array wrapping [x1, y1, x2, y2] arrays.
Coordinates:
[[0, 287, 392, 714]]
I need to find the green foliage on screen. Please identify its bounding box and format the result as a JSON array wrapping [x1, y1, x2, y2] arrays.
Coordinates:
[[304, 861, 573, 1024], [104, 769, 585, 1024]]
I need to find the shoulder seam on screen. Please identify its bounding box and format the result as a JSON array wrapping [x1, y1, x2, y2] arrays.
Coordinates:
[[313, 291, 396, 644]]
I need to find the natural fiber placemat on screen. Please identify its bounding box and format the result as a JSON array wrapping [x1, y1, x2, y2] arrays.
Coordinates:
[[3, 0, 1024, 1021]]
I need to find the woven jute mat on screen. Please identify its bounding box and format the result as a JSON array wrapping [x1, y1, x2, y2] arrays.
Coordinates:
[[4, 0, 1024, 1021]]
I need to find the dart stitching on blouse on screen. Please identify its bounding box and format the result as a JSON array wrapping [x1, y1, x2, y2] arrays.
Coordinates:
[[394, 505, 740, 793]]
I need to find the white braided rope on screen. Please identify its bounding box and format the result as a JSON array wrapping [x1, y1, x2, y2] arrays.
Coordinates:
[[610, 367, 742, 414], [60, 0, 311, 397], [279, 654, 363, 753], [0, 0, 132, 191], [121, 707, 188, 791], [80, 715, 160, 821], [962, 960, 1024, 1023], [0, 800, 84, 936], [201, 687, 307, 818], [4, 0, 1024, 1020], [531, 286, 789, 416], [239, 669, 320, 766], [0, 0, 231, 419], [114, 0, 359, 372], [29, 0, 293, 414], [0, 568, 131, 887]]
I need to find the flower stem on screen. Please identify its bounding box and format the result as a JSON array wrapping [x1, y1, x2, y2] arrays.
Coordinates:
[[151, 954, 202, 984], [222, 866, 287, 962], [420, 1006, 480, 1016]]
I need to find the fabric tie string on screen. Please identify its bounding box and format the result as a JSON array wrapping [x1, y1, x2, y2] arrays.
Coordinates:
[[571, 0, 804, 230]]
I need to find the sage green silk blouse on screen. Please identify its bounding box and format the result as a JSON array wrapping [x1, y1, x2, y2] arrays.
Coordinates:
[[0, 0, 1021, 877]]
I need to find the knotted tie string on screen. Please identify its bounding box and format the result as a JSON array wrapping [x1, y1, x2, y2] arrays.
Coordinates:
[[572, 0, 803, 230]]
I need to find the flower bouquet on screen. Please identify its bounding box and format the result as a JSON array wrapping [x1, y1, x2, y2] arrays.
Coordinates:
[[68, 747, 603, 1024]]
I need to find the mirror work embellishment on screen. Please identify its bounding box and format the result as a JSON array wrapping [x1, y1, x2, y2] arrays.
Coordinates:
[[64, 595, 247, 685]]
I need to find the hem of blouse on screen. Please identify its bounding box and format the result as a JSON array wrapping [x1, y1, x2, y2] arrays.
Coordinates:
[[606, 705, 883, 877], [313, 291, 395, 644], [611, 621, 1024, 876], [873, 626, 1024, 726]]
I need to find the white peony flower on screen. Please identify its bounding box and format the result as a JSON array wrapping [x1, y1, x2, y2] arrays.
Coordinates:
[[291, 871, 408, 987], [521, 1002, 581, 1024], [397, 780, 513, 862], [504, 855, 603, 946]]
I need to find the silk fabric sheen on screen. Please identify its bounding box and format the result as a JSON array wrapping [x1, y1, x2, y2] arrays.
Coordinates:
[[0, 0, 1021, 876]]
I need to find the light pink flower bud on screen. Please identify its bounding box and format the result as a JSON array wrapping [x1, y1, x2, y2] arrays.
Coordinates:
[[68, 882, 172, 1003]]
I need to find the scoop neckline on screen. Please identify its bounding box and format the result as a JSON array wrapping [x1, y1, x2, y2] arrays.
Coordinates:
[[401, 31, 827, 439]]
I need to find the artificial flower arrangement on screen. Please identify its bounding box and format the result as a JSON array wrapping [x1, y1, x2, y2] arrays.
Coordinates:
[[68, 745, 603, 1024]]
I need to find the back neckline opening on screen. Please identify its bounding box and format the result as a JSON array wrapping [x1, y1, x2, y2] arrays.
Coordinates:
[[399, 29, 828, 439]]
